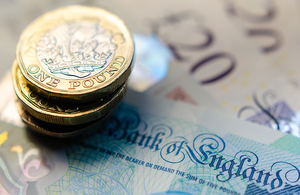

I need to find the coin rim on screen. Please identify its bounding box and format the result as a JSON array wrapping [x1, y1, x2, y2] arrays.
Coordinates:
[[16, 100, 110, 138], [12, 60, 127, 125]]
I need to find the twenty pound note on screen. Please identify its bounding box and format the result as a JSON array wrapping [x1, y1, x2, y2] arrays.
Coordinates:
[[0, 90, 300, 194]]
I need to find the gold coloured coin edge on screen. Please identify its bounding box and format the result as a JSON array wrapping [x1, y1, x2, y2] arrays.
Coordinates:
[[12, 61, 127, 124], [15, 100, 111, 138]]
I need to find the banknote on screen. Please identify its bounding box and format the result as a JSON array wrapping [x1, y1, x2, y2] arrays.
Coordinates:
[[120, 0, 300, 137], [0, 90, 299, 194], [145, 62, 226, 113], [221, 0, 300, 91]]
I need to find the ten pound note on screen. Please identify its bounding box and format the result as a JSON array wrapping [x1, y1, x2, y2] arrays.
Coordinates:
[[0, 90, 300, 195]]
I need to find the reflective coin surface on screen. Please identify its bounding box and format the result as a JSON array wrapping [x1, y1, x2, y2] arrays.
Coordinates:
[[12, 61, 127, 125], [16, 5, 134, 103]]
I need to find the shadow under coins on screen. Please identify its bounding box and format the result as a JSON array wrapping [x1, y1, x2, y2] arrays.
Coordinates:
[[23, 111, 113, 150]]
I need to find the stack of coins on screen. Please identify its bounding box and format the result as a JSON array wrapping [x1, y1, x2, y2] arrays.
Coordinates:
[[12, 6, 134, 137]]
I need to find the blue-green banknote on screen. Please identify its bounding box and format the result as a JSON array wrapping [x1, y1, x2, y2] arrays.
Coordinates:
[[0, 91, 300, 194]]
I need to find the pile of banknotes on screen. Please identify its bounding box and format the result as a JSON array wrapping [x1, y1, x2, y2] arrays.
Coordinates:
[[1, 0, 300, 194]]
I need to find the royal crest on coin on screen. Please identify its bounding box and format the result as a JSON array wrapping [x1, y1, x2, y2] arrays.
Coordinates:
[[36, 21, 116, 79]]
